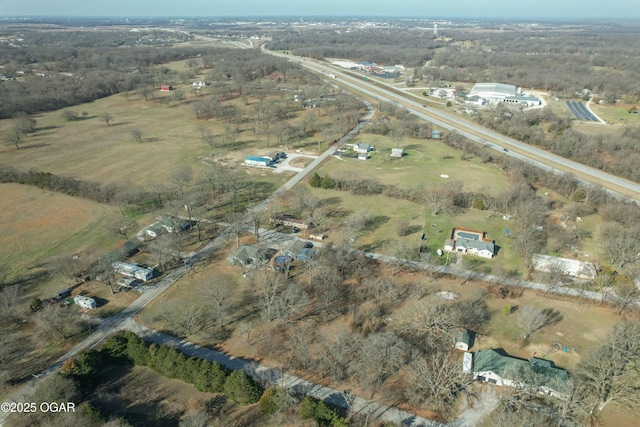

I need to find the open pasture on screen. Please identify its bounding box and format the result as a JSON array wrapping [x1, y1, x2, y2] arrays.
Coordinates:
[[0, 183, 118, 276]]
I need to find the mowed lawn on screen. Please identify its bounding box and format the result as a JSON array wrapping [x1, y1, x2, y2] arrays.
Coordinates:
[[0, 183, 119, 275], [325, 135, 509, 193], [309, 135, 520, 270]]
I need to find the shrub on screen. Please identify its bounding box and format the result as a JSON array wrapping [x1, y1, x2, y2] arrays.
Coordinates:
[[259, 387, 281, 415]]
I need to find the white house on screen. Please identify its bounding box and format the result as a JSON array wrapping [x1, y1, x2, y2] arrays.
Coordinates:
[[74, 295, 96, 310], [112, 261, 154, 282], [354, 143, 372, 154], [454, 237, 495, 258], [444, 228, 496, 259]]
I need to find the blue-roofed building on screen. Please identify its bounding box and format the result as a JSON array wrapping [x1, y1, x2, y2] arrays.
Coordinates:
[[245, 156, 272, 167]]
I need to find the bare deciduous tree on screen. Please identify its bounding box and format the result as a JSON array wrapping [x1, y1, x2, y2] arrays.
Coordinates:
[[100, 112, 114, 126], [405, 351, 473, 413], [33, 304, 85, 342], [208, 278, 234, 329], [158, 301, 209, 337], [517, 306, 562, 338], [168, 166, 193, 197], [0, 285, 24, 324], [130, 128, 143, 143]]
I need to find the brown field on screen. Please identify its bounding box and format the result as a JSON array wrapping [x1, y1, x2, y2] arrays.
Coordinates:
[[91, 364, 260, 427], [0, 183, 119, 276]]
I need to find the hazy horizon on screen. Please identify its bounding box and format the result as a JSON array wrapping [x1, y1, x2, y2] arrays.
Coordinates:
[[0, 0, 638, 20]]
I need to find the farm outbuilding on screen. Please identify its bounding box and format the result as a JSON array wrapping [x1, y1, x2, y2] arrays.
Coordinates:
[[532, 254, 598, 279], [245, 156, 272, 167], [454, 330, 473, 351], [390, 148, 404, 158]]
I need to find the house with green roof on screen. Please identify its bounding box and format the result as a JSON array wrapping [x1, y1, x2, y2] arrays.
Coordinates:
[[473, 349, 569, 399]]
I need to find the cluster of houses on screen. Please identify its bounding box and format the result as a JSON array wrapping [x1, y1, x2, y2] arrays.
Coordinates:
[[228, 212, 319, 272], [227, 238, 318, 271], [444, 227, 496, 259]]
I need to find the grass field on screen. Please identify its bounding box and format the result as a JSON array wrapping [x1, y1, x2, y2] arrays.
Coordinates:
[[323, 135, 509, 193], [590, 103, 640, 125], [0, 183, 120, 277]]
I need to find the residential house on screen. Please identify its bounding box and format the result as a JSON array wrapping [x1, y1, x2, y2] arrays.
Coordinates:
[[444, 228, 496, 259], [354, 143, 372, 154], [473, 349, 569, 399], [112, 261, 154, 282], [227, 244, 268, 267], [74, 295, 96, 310], [144, 216, 190, 239], [454, 237, 495, 258], [270, 213, 310, 230], [281, 239, 313, 259]]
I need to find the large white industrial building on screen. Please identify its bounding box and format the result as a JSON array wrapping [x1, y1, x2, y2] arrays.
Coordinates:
[[467, 82, 541, 107]]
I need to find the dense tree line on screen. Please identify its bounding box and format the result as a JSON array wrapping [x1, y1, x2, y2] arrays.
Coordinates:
[[429, 27, 640, 99], [474, 106, 640, 183], [269, 28, 443, 67], [268, 23, 640, 99], [0, 35, 244, 118]]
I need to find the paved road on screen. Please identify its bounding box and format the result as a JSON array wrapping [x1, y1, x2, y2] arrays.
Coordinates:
[[122, 319, 443, 427], [0, 94, 374, 427], [266, 49, 640, 202]]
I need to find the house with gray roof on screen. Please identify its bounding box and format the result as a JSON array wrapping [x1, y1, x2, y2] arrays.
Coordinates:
[[444, 227, 495, 259], [281, 239, 313, 259], [454, 237, 495, 259], [354, 143, 372, 154], [227, 244, 268, 267]]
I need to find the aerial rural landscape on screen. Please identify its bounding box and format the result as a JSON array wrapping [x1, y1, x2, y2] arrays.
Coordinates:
[[1, 3, 640, 426]]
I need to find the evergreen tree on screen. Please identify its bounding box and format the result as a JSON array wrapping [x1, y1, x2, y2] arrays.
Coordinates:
[[223, 370, 262, 405]]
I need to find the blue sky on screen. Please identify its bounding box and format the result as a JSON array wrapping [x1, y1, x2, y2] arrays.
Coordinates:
[[0, 0, 638, 19]]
